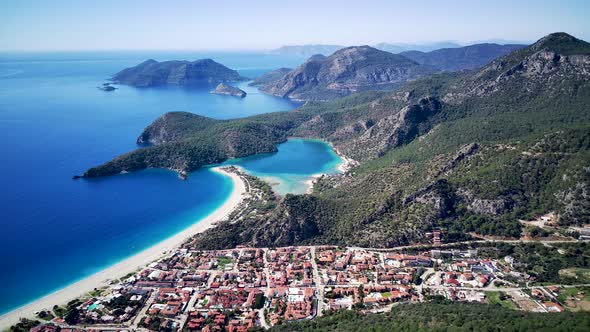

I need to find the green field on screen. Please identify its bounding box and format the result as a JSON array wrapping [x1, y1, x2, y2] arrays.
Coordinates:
[[486, 291, 517, 310]]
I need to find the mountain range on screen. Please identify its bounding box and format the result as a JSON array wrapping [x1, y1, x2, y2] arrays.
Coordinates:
[[268, 41, 525, 57], [258, 46, 437, 101], [83, 32, 590, 250], [400, 43, 525, 71], [113, 42, 527, 101], [256, 43, 526, 101]]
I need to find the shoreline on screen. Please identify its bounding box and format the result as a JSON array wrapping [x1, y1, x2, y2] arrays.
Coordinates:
[[305, 145, 357, 194], [0, 167, 246, 328]]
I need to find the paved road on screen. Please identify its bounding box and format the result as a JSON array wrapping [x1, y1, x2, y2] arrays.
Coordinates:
[[259, 248, 271, 329], [349, 239, 585, 252], [310, 246, 325, 317], [130, 289, 156, 329], [423, 283, 590, 292]]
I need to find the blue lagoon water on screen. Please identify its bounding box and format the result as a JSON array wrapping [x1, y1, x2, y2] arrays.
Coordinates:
[[0, 51, 340, 315], [226, 139, 342, 194]]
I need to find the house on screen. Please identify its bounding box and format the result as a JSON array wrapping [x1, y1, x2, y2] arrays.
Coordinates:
[[543, 302, 565, 313]]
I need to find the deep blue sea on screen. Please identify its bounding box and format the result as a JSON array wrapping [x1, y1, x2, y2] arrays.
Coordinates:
[[0, 51, 339, 315]]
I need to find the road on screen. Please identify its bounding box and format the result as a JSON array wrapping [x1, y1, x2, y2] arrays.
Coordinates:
[[259, 248, 271, 329], [423, 283, 590, 292], [130, 290, 156, 329], [348, 239, 585, 252], [310, 246, 325, 317]]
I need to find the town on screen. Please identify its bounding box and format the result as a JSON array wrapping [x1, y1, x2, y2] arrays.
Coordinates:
[[25, 242, 590, 332]]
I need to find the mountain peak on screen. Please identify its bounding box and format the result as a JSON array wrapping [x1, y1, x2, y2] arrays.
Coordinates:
[[260, 45, 434, 101], [334, 45, 378, 55], [140, 59, 158, 66], [530, 32, 590, 55], [308, 54, 327, 62], [537, 32, 577, 43], [329, 45, 416, 64]]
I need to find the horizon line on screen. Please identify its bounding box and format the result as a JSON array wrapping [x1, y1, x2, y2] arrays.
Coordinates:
[[0, 42, 534, 54], [0, 38, 541, 54]]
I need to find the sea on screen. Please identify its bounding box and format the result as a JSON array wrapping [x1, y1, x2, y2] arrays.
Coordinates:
[[0, 51, 341, 315]]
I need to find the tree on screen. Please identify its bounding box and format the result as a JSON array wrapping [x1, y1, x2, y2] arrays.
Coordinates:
[[64, 308, 80, 325]]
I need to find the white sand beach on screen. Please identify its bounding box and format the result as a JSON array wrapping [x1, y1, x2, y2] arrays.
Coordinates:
[[0, 167, 246, 328]]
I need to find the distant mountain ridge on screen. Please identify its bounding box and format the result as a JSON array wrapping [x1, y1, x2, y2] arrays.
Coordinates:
[[374, 41, 462, 53], [112, 58, 245, 87], [269, 42, 463, 57], [400, 43, 526, 71], [269, 45, 345, 57], [268, 41, 515, 56], [260, 43, 530, 100], [259, 46, 437, 101]]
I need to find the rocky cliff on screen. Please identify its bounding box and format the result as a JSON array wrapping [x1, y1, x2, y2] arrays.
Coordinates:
[[259, 46, 437, 101]]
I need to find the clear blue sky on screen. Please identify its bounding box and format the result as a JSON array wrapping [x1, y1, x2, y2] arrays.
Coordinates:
[[1, 0, 589, 51]]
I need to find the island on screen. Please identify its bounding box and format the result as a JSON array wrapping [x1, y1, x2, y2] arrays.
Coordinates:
[[210, 83, 247, 98], [111, 58, 246, 87], [97, 82, 116, 91]]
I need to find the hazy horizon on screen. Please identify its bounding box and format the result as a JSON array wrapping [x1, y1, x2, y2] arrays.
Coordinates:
[[1, 0, 589, 52]]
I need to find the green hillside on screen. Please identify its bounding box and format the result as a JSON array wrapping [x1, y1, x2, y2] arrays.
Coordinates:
[[85, 32, 590, 248], [265, 303, 590, 332]]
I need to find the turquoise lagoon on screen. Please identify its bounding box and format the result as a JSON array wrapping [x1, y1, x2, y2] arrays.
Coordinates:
[[225, 138, 342, 194]]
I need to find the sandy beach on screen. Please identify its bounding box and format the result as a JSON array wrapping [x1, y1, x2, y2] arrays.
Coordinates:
[[305, 147, 356, 194], [0, 167, 246, 328]]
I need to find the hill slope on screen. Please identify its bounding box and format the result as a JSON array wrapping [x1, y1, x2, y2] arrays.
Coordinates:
[[259, 46, 437, 101], [400, 43, 526, 71], [84, 33, 590, 249], [266, 303, 590, 332], [248, 68, 291, 86]]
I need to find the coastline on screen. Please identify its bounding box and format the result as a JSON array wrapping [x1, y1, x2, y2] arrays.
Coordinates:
[[305, 145, 357, 194], [0, 167, 246, 328]]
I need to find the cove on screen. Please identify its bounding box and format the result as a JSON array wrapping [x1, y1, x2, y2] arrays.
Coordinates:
[[224, 138, 343, 194]]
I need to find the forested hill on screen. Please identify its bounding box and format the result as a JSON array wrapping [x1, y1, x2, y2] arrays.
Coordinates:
[[264, 303, 590, 332], [84, 32, 590, 248]]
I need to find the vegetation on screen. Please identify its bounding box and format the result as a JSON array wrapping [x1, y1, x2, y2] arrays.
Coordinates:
[[36, 310, 54, 321], [252, 293, 265, 309], [486, 291, 517, 310], [8, 318, 41, 332], [557, 286, 589, 303], [267, 303, 590, 331], [88, 33, 590, 249], [527, 226, 552, 238], [217, 257, 234, 269], [478, 242, 590, 283]]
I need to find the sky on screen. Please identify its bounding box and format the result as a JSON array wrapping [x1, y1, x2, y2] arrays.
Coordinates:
[[1, 0, 589, 51]]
